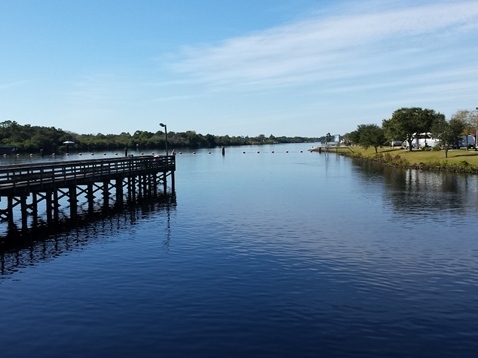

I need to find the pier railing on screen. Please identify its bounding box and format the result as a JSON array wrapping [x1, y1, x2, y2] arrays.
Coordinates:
[[0, 155, 175, 196]]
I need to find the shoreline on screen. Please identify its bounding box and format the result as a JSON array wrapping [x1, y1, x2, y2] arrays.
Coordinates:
[[310, 145, 478, 174]]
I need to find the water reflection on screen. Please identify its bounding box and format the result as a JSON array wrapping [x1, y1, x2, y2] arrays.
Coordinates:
[[0, 196, 176, 279], [352, 159, 478, 215]]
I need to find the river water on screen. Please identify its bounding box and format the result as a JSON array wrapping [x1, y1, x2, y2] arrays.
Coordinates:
[[1, 143, 478, 357]]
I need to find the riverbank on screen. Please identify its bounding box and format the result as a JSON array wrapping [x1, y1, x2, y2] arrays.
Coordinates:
[[311, 146, 478, 174]]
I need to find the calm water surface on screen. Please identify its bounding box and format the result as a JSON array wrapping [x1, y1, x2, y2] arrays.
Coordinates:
[[1, 144, 478, 357]]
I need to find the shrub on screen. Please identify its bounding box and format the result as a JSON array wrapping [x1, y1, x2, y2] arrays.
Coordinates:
[[383, 153, 393, 162]]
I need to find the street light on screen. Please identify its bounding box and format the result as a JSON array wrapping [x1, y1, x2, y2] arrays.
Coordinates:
[[475, 108, 478, 150], [160, 123, 168, 155]]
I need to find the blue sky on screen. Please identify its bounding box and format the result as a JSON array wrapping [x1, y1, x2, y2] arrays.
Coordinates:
[[1, 0, 478, 137]]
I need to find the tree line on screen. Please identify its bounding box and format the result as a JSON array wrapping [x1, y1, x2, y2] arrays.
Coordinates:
[[345, 107, 478, 157], [0, 120, 320, 154]]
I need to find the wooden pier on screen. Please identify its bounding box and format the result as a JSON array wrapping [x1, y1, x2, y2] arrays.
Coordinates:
[[0, 155, 175, 238]]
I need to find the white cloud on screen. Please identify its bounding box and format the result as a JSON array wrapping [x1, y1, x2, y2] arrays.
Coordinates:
[[168, 1, 478, 93]]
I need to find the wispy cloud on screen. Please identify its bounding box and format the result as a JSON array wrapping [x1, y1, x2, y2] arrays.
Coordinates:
[[0, 80, 28, 90], [152, 94, 203, 102], [167, 1, 478, 93]]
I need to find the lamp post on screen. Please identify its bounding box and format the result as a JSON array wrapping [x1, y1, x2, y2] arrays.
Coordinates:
[[475, 108, 478, 150], [160, 123, 168, 155]]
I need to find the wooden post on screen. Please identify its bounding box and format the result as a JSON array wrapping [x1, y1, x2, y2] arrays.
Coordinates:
[[153, 173, 158, 197], [171, 171, 175, 194], [87, 184, 94, 214], [69, 186, 77, 220], [115, 178, 123, 207], [53, 190, 59, 223], [163, 172, 167, 194], [7, 196, 14, 228], [31, 192, 38, 228], [46, 191, 53, 225], [138, 175, 143, 199], [129, 176, 136, 202], [103, 180, 109, 210], [21, 195, 28, 233]]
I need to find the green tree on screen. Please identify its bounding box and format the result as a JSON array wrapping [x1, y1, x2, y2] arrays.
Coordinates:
[[345, 131, 360, 145], [355, 124, 386, 153], [186, 131, 202, 147], [382, 107, 445, 151], [205, 134, 217, 147], [431, 116, 466, 158], [451, 109, 478, 149]]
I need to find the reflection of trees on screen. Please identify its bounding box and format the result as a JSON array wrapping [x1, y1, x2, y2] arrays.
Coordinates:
[[0, 196, 176, 279], [351, 159, 478, 215]]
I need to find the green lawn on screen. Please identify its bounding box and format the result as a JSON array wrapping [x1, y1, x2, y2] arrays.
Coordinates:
[[324, 146, 478, 172]]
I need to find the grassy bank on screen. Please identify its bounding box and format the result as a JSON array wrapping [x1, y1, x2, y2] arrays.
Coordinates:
[[322, 146, 478, 173]]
